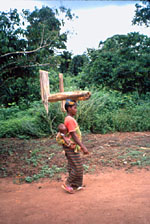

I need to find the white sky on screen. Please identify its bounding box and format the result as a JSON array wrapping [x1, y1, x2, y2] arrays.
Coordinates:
[[1, 0, 150, 55]]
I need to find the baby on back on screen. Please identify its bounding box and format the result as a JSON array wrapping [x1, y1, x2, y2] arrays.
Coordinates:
[[56, 123, 80, 153]]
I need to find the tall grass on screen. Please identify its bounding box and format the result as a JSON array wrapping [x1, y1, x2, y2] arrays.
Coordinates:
[[0, 100, 66, 138], [0, 90, 150, 138], [77, 90, 150, 133]]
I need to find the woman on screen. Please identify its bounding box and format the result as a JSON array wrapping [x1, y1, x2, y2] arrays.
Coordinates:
[[62, 99, 89, 194]]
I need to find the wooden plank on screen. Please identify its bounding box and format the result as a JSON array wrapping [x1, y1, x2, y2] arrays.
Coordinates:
[[59, 73, 65, 112], [40, 70, 50, 114], [48, 91, 91, 102]]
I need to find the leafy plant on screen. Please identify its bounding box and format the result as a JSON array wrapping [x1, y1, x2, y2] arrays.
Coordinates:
[[25, 165, 66, 182]]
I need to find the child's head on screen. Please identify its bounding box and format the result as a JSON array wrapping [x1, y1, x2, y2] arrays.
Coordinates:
[[58, 123, 68, 135]]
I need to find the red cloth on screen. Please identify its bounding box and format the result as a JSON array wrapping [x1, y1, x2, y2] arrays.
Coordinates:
[[64, 116, 78, 133]]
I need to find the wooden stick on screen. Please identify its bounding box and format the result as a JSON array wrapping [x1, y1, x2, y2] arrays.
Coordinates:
[[48, 91, 91, 102], [59, 73, 65, 112]]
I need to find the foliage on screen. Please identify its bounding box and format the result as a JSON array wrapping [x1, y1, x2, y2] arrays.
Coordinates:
[[118, 147, 150, 167], [59, 51, 72, 73], [25, 164, 66, 182], [0, 7, 74, 106], [80, 32, 150, 94], [0, 100, 65, 138], [68, 54, 89, 76], [132, 1, 150, 27], [1, 4, 150, 108], [0, 89, 150, 138], [59, 52, 89, 75]]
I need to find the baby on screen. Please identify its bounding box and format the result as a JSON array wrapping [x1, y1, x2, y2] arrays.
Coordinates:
[[56, 123, 80, 152]]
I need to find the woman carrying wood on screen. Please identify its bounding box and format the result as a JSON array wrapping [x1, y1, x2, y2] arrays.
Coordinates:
[[61, 99, 89, 194]]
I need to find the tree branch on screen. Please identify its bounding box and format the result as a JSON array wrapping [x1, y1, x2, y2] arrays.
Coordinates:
[[0, 44, 50, 58], [40, 26, 45, 46], [7, 63, 52, 72], [1, 63, 51, 80], [0, 27, 61, 59]]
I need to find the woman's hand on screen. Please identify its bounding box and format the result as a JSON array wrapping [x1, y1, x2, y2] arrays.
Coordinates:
[[81, 146, 89, 155]]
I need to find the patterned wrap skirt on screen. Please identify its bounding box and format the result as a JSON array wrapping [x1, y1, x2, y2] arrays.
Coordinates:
[[64, 146, 83, 187]]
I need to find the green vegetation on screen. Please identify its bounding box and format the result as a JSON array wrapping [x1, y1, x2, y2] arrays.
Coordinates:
[[79, 32, 150, 94], [0, 89, 150, 138], [25, 165, 66, 183], [132, 1, 150, 27], [0, 6, 74, 106], [117, 147, 150, 167], [1, 4, 150, 108]]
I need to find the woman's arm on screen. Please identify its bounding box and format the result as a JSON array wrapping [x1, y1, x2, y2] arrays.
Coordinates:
[[70, 132, 89, 154]]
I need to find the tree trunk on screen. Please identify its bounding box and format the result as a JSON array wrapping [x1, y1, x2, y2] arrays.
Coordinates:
[[48, 91, 91, 102]]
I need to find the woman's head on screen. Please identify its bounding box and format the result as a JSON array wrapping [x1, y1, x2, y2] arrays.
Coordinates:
[[65, 99, 77, 116]]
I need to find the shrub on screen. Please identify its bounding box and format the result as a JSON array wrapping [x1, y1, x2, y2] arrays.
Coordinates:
[[0, 89, 150, 138]]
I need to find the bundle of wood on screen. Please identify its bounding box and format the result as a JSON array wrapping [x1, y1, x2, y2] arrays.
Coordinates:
[[39, 70, 91, 113]]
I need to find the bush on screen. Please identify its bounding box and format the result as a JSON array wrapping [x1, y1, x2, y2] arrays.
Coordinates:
[[0, 90, 150, 138], [76, 90, 150, 133]]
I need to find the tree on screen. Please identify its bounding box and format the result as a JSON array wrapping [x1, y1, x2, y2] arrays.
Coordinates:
[[0, 7, 73, 106], [132, 1, 150, 27], [80, 32, 150, 94], [59, 51, 72, 73], [69, 54, 89, 76]]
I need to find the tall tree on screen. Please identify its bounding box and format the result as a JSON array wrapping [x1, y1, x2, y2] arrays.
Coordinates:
[[132, 0, 150, 27], [59, 51, 72, 73], [69, 54, 89, 76], [0, 7, 73, 106], [80, 32, 150, 94]]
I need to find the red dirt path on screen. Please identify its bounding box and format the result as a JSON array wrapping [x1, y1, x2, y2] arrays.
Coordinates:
[[0, 169, 150, 224]]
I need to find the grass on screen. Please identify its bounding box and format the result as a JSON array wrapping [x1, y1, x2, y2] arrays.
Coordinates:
[[25, 165, 67, 183], [0, 137, 67, 183], [117, 147, 150, 167]]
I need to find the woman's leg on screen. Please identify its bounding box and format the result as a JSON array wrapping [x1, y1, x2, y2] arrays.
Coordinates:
[[66, 149, 83, 188]]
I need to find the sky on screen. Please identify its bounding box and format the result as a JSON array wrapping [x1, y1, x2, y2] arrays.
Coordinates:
[[1, 0, 150, 55]]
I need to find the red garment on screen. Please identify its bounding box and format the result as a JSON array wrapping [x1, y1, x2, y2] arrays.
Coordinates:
[[64, 116, 78, 133]]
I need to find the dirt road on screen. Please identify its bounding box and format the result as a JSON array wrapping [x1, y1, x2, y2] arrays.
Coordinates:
[[0, 169, 150, 224]]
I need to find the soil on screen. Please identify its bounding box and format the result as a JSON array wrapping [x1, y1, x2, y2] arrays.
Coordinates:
[[0, 132, 150, 224]]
